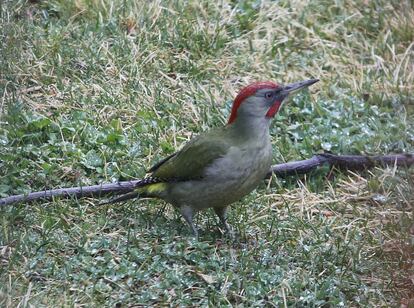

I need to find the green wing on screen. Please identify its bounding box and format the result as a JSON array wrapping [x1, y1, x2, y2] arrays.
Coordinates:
[[150, 128, 231, 181]]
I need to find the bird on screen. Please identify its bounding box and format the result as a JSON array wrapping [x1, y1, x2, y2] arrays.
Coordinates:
[[108, 79, 319, 237]]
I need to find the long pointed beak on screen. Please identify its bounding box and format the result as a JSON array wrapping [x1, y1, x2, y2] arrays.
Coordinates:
[[281, 79, 319, 95]]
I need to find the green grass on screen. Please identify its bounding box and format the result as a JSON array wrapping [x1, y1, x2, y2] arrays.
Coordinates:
[[1, 0, 413, 306]]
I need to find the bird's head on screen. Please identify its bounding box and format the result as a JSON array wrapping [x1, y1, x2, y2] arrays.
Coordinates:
[[227, 79, 319, 124]]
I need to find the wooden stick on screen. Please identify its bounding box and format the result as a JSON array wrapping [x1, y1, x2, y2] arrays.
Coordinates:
[[1, 153, 412, 206]]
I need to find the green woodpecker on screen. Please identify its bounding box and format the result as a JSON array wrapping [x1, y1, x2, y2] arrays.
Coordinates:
[[110, 79, 318, 236]]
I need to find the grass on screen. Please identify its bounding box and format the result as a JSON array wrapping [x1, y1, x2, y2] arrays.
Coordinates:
[[1, 0, 413, 306]]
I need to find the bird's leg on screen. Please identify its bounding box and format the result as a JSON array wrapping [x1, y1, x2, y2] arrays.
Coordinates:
[[180, 205, 198, 238], [214, 206, 234, 238]]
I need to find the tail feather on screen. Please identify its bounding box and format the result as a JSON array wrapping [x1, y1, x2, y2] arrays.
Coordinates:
[[99, 191, 140, 205], [100, 177, 167, 205]]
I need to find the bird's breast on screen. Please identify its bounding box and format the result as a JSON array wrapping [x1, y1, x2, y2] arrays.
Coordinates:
[[205, 142, 271, 181]]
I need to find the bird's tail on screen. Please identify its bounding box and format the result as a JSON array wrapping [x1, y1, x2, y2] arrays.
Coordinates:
[[100, 177, 166, 205], [99, 190, 140, 205]]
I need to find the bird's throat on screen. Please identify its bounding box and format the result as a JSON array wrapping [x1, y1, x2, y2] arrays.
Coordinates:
[[228, 115, 271, 141]]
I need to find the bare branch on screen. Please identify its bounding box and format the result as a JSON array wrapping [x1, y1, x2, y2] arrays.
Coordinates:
[[1, 153, 412, 206], [266, 153, 414, 177]]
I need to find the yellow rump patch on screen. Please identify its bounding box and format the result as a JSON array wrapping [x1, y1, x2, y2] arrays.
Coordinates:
[[143, 182, 167, 194]]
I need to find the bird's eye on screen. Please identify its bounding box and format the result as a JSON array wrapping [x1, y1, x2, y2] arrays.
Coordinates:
[[265, 91, 274, 99]]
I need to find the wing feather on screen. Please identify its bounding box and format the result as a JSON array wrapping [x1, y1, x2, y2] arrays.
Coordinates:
[[149, 128, 230, 181]]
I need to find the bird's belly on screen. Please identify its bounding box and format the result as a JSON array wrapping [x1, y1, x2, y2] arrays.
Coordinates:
[[166, 145, 272, 209]]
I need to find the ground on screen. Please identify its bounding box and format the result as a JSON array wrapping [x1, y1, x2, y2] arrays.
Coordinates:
[[0, 0, 413, 306]]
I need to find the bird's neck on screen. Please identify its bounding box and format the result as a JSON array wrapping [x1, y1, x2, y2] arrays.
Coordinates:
[[227, 115, 271, 142]]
